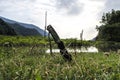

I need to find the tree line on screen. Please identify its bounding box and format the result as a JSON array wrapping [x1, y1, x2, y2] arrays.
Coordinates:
[[96, 9, 120, 52]]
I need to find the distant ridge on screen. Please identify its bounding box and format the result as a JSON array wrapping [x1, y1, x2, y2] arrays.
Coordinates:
[[0, 18, 17, 36], [0, 16, 47, 36]]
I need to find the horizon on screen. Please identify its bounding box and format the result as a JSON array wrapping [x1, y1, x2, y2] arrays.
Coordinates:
[[0, 0, 120, 40]]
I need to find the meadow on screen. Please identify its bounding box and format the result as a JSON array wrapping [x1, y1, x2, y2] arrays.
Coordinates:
[[0, 36, 120, 80], [0, 46, 120, 80]]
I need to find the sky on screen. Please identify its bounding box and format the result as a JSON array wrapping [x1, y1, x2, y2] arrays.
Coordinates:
[[0, 0, 120, 40]]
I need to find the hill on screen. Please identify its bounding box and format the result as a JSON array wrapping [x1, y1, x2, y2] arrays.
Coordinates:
[[9, 23, 42, 36], [0, 18, 17, 36], [0, 16, 47, 36]]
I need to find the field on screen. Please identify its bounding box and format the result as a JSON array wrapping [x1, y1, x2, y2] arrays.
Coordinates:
[[0, 46, 120, 80]]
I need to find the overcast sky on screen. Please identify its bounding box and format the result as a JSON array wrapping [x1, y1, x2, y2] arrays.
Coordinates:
[[0, 0, 120, 40]]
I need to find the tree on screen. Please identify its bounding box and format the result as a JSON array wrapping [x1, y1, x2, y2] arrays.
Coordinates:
[[97, 9, 120, 42], [97, 23, 120, 42], [101, 9, 120, 25], [96, 9, 120, 52]]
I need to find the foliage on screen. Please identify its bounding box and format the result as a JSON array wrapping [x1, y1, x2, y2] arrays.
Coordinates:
[[95, 41, 120, 52], [0, 35, 48, 46], [101, 9, 120, 25], [97, 23, 120, 42], [62, 38, 93, 48], [96, 9, 120, 41], [0, 35, 92, 49], [96, 9, 120, 51], [0, 47, 120, 80]]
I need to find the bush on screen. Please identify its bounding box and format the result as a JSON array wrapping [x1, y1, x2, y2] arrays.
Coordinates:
[[95, 41, 120, 52]]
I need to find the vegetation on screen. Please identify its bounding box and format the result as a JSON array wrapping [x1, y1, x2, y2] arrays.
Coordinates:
[[62, 38, 93, 48], [95, 41, 120, 52], [101, 9, 120, 25], [0, 35, 119, 79], [96, 23, 120, 42], [96, 9, 120, 42], [0, 35, 48, 46], [96, 9, 120, 52], [0, 46, 120, 80], [0, 35, 93, 49], [0, 9, 120, 79]]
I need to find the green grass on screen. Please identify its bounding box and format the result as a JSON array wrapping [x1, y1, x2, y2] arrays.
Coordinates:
[[0, 46, 120, 80], [0, 35, 48, 46]]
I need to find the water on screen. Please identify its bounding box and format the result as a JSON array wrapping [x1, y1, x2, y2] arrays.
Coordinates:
[[46, 46, 98, 53]]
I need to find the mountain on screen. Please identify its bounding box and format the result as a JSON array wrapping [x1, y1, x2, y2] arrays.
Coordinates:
[[90, 37, 97, 41], [0, 17, 41, 36], [0, 18, 17, 35], [9, 23, 41, 36], [0, 16, 47, 36]]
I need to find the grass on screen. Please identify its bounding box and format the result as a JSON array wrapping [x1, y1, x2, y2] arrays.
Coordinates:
[[0, 46, 120, 80]]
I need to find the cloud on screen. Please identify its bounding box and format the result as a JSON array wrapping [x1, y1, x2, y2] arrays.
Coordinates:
[[0, 0, 108, 39], [55, 0, 84, 15], [104, 0, 120, 11], [0, 0, 38, 23], [0, 0, 54, 29], [0, 9, 2, 11], [0, 0, 36, 2], [89, 0, 104, 1]]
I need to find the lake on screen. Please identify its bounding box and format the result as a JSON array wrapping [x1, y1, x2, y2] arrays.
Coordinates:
[[46, 46, 98, 53]]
